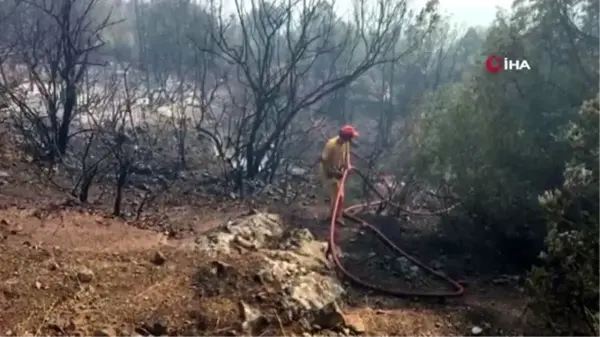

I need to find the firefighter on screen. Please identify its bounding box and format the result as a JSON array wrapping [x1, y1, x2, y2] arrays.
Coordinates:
[[319, 125, 359, 223]]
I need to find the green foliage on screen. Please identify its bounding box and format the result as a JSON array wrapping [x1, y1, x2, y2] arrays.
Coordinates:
[[528, 96, 599, 335], [412, 74, 557, 270], [408, 0, 599, 273]]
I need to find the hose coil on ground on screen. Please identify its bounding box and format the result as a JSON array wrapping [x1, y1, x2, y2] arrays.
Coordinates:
[[327, 166, 464, 297]]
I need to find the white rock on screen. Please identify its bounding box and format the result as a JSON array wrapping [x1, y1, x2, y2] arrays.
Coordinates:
[[471, 326, 483, 335]]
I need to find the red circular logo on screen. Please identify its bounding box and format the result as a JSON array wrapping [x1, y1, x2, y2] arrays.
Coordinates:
[[485, 55, 503, 73]]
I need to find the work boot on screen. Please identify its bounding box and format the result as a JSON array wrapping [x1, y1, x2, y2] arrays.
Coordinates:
[[325, 245, 333, 261]]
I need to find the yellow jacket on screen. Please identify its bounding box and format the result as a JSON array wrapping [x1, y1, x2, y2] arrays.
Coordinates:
[[320, 136, 350, 180]]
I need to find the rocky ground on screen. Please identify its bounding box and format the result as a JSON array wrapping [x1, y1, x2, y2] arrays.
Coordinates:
[[0, 205, 533, 337], [0, 129, 547, 336]]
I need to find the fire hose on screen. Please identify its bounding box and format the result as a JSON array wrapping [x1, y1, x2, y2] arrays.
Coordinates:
[[327, 165, 465, 297]]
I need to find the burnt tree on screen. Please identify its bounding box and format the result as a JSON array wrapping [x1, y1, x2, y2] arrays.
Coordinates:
[[0, 0, 117, 160], [193, 0, 439, 191]]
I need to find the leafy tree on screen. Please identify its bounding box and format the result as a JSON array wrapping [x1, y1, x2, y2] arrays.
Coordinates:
[[409, 0, 598, 272], [529, 96, 599, 335]]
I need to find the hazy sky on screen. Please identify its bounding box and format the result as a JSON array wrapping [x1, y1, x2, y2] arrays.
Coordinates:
[[332, 0, 514, 27], [437, 0, 513, 26], [223, 0, 514, 27]]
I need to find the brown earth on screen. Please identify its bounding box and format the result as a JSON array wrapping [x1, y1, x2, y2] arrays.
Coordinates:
[[0, 201, 543, 336], [0, 132, 547, 336]]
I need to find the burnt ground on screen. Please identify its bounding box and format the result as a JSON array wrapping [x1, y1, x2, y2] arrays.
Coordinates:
[[0, 134, 550, 336], [277, 204, 549, 336]]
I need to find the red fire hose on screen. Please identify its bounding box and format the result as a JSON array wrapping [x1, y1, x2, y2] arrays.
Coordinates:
[[327, 165, 465, 297]]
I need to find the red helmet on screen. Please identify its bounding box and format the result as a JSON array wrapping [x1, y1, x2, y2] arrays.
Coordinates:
[[340, 125, 359, 138]]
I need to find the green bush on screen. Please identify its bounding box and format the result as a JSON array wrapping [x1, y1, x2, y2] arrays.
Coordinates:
[[527, 96, 599, 335], [410, 79, 562, 271]]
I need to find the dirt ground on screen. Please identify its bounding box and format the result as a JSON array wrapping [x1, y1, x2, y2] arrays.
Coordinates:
[[0, 204, 535, 337], [0, 137, 546, 336]]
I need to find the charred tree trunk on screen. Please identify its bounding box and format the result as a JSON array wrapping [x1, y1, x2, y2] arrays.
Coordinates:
[[178, 140, 187, 169], [57, 84, 76, 155], [245, 103, 265, 180], [113, 164, 129, 216], [78, 166, 99, 203]]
